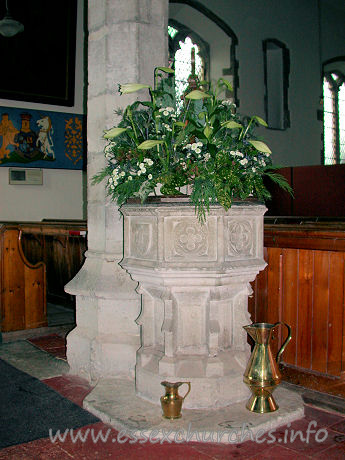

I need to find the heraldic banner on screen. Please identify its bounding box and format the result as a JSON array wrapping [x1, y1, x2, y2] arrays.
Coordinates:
[[0, 107, 85, 170]]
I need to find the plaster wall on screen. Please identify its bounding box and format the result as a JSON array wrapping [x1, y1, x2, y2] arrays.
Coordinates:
[[320, 1, 345, 62], [0, 0, 86, 222]]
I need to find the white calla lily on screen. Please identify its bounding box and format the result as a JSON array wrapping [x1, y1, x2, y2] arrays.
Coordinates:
[[119, 83, 151, 94], [103, 127, 129, 139]]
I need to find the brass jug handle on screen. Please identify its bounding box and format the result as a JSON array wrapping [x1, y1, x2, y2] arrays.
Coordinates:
[[181, 382, 191, 400], [273, 322, 292, 363]]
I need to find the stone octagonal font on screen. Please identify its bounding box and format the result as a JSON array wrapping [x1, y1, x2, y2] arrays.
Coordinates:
[[120, 199, 267, 409]]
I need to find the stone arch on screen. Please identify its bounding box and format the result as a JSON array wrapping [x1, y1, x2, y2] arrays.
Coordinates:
[[169, 0, 239, 104]]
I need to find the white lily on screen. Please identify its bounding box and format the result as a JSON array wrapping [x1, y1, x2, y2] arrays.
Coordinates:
[[119, 83, 150, 94]]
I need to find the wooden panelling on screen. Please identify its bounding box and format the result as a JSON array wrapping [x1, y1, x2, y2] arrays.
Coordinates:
[[328, 252, 344, 375], [251, 223, 345, 379], [282, 249, 298, 366], [267, 248, 282, 326], [296, 249, 313, 370], [312, 251, 329, 373], [0, 226, 46, 332]]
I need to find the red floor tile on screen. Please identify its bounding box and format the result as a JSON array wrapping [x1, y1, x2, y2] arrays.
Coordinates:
[[330, 419, 345, 434], [191, 440, 267, 459], [0, 444, 29, 460], [247, 444, 310, 459], [270, 421, 341, 457], [1, 437, 71, 460], [42, 375, 95, 406], [28, 333, 66, 350], [304, 404, 345, 427], [54, 422, 144, 459], [312, 442, 345, 458], [47, 347, 67, 360], [115, 442, 213, 459]]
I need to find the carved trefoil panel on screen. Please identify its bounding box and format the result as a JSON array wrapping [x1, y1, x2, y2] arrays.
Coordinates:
[[129, 217, 157, 260], [225, 218, 255, 260], [164, 216, 217, 262]]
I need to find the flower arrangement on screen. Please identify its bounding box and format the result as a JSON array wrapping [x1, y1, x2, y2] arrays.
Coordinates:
[[93, 67, 291, 221]]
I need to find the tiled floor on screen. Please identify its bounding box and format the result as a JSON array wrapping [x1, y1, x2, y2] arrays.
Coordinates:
[[28, 333, 67, 360], [1, 332, 345, 459]]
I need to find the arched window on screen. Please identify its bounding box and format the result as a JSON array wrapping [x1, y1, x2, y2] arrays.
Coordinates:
[[169, 0, 239, 106], [168, 20, 209, 112], [323, 68, 345, 164]]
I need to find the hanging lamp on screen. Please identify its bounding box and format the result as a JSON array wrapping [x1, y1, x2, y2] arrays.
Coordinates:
[[0, 0, 24, 37]]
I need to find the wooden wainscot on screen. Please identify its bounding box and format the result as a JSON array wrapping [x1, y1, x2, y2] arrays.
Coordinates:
[[249, 221, 345, 383], [0, 224, 47, 332]]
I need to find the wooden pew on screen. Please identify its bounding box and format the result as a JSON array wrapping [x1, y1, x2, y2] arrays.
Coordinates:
[[0, 224, 47, 332]]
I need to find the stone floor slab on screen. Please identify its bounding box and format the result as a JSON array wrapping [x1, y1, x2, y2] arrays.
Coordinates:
[[83, 378, 304, 444], [0, 340, 69, 380]]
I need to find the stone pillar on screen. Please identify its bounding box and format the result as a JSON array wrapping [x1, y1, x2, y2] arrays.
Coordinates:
[[120, 200, 267, 408], [65, 0, 169, 383]]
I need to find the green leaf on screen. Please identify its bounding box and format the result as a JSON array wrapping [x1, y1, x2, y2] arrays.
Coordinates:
[[138, 140, 164, 149], [264, 171, 294, 196], [139, 101, 154, 108], [175, 130, 187, 146], [248, 140, 272, 154], [218, 78, 233, 92], [119, 83, 151, 94], [156, 66, 175, 74], [185, 90, 212, 100], [198, 111, 207, 120], [221, 121, 242, 129], [103, 127, 129, 139], [253, 116, 268, 127], [174, 121, 186, 127], [203, 125, 213, 139]]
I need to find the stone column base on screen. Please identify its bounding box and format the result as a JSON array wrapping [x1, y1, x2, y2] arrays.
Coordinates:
[[65, 253, 140, 383]]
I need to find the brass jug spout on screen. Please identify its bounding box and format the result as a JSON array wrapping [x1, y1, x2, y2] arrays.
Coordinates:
[[243, 321, 292, 413], [243, 324, 257, 341]]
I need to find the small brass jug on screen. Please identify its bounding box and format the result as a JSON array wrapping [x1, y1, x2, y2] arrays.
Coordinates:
[[243, 322, 291, 413], [160, 381, 191, 419]]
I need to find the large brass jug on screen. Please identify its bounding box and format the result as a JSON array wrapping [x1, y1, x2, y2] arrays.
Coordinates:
[[243, 322, 291, 413], [160, 381, 191, 419]]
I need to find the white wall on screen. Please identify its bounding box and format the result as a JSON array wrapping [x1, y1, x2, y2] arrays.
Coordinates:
[[170, 0, 345, 167], [0, 0, 86, 222]]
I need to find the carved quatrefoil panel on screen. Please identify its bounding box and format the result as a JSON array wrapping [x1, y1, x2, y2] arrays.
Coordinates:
[[226, 219, 254, 259], [164, 217, 217, 262]]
